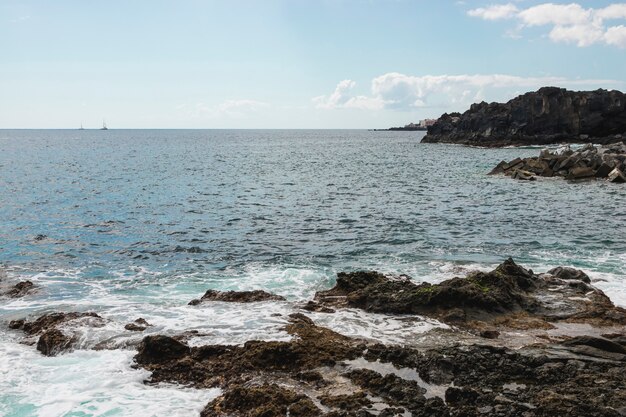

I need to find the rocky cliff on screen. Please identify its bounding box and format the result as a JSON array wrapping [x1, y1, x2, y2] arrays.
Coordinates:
[[421, 87, 626, 147]]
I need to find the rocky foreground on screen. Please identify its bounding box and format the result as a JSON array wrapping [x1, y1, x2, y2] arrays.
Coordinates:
[[6, 259, 626, 416], [422, 87, 626, 147], [489, 143, 626, 182]]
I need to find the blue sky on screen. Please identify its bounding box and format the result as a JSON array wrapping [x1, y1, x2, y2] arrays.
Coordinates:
[[1, 0, 625, 128]]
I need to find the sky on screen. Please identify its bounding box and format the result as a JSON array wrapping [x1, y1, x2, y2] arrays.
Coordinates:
[[1, 0, 625, 129]]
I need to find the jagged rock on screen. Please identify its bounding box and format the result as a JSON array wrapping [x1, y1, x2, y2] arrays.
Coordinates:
[[9, 312, 102, 335], [312, 259, 626, 327], [492, 144, 626, 183], [189, 289, 286, 305], [422, 87, 626, 147], [201, 384, 321, 417], [135, 335, 190, 364], [125, 318, 152, 332], [4, 280, 35, 298], [36, 329, 74, 356], [548, 267, 591, 284], [511, 169, 536, 181], [596, 163, 614, 178], [608, 168, 626, 183], [9, 311, 104, 356]]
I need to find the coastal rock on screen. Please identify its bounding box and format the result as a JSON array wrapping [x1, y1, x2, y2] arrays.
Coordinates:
[[491, 144, 626, 183], [9, 311, 104, 355], [189, 289, 286, 305], [9, 312, 103, 335], [547, 266, 591, 284], [200, 384, 320, 417], [36, 329, 74, 356], [422, 87, 626, 147], [312, 258, 626, 328], [608, 168, 626, 183], [125, 318, 152, 331], [4, 280, 35, 298]]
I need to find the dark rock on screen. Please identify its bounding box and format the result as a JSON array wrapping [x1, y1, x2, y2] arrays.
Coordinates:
[[422, 87, 626, 147], [480, 329, 500, 339], [5, 281, 35, 298], [562, 336, 626, 355], [37, 329, 74, 356], [548, 267, 591, 284], [445, 386, 480, 405], [12, 312, 102, 335], [313, 258, 541, 321], [135, 335, 190, 365], [125, 318, 152, 331], [596, 163, 614, 178], [201, 384, 321, 417], [189, 289, 286, 305]]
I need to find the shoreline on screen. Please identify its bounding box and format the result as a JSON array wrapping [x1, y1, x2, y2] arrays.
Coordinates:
[[5, 259, 626, 416]]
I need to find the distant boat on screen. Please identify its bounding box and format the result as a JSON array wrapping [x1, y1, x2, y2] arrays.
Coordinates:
[[79, 122, 85, 130], [100, 120, 108, 130]]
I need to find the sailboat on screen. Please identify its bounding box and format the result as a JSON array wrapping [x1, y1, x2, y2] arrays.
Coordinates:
[[79, 122, 85, 130], [100, 120, 108, 130]]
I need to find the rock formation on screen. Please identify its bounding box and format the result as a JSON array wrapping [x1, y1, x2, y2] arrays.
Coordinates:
[[189, 289, 286, 305], [490, 143, 626, 182], [422, 87, 626, 147]]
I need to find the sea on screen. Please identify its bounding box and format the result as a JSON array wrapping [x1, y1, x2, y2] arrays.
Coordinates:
[[1, 129, 625, 416]]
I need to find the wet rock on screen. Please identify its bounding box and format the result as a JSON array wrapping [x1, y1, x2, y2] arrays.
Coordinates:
[[135, 335, 190, 364], [561, 336, 626, 355], [313, 259, 626, 329], [547, 266, 591, 284], [201, 384, 321, 417], [37, 329, 74, 356], [10, 312, 103, 335], [4, 280, 35, 298], [125, 318, 152, 332], [189, 289, 286, 305], [422, 87, 626, 147], [445, 386, 480, 405], [314, 258, 539, 321], [511, 169, 536, 181], [480, 329, 500, 339]]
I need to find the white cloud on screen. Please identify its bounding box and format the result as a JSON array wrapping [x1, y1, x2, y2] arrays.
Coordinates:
[[467, 3, 519, 20], [313, 79, 385, 110], [468, 2, 626, 48], [604, 24, 626, 47], [315, 73, 619, 113]]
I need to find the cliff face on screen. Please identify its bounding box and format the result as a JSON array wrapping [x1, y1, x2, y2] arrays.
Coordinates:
[[421, 87, 626, 147]]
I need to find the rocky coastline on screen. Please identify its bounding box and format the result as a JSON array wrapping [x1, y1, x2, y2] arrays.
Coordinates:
[[422, 87, 626, 147], [6, 259, 626, 416], [489, 143, 626, 183]]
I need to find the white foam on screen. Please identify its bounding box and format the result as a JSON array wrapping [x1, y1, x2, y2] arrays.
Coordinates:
[[0, 340, 219, 417], [306, 309, 448, 345]]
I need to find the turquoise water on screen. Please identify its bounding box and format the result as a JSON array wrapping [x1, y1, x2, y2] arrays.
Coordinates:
[[1, 129, 625, 416]]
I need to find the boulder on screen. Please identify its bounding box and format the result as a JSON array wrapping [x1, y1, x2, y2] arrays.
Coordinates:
[[595, 163, 614, 178], [135, 335, 190, 364], [567, 166, 595, 180], [547, 267, 591, 284], [511, 170, 536, 181], [608, 168, 626, 183], [5, 281, 35, 298], [37, 329, 74, 356]]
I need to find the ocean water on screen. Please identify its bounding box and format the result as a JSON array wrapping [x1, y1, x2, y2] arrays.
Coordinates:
[[1, 129, 625, 416]]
